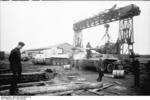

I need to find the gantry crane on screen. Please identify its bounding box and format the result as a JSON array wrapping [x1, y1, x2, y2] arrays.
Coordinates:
[[73, 4, 140, 54], [72, 4, 141, 73]]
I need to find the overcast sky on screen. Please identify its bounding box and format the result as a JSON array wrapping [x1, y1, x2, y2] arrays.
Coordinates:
[[0, 1, 150, 54]]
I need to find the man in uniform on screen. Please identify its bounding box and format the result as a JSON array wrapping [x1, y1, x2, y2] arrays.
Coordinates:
[[86, 42, 92, 59], [97, 68, 104, 82], [9, 42, 25, 95], [95, 59, 104, 82], [130, 50, 140, 87], [133, 59, 140, 87]]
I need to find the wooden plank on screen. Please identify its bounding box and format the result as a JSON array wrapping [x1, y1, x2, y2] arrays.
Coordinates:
[[87, 90, 103, 95], [20, 82, 103, 95], [87, 83, 113, 95], [105, 90, 122, 95], [88, 83, 113, 92], [39, 90, 74, 96], [97, 83, 114, 91], [70, 81, 89, 84], [114, 81, 122, 85], [0, 72, 44, 76], [104, 74, 114, 78], [0, 72, 55, 85], [0, 80, 54, 91]]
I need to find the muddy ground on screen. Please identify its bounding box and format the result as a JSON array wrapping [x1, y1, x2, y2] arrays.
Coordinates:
[[0, 60, 150, 96]]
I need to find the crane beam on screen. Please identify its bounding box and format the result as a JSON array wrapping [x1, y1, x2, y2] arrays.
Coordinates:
[[73, 4, 140, 32]]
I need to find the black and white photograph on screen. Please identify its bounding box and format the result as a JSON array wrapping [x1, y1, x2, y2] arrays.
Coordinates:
[[0, 0, 150, 97]]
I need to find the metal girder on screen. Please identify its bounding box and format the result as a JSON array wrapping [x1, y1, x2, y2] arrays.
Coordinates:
[[118, 17, 134, 54], [73, 31, 83, 48], [73, 4, 140, 49], [73, 4, 140, 32]]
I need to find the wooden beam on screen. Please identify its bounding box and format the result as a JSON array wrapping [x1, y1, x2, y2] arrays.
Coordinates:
[[20, 82, 103, 95]]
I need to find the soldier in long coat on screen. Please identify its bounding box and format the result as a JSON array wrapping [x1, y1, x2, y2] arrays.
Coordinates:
[[9, 42, 25, 95]]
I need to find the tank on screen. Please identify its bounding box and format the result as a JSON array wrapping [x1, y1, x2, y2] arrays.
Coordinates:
[[72, 47, 121, 73], [32, 48, 70, 65]]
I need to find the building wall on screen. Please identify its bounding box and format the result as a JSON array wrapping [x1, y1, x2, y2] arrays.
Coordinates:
[[23, 43, 74, 58]]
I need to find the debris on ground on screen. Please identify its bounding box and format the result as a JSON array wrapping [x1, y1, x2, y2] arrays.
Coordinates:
[[114, 81, 122, 85], [104, 74, 114, 78], [113, 86, 127, 91], [0, 58, 149, 95]]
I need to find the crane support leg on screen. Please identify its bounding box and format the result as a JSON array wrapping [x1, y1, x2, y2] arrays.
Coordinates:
[[73, 30, 83, 48], [118, 17, 134, 54]]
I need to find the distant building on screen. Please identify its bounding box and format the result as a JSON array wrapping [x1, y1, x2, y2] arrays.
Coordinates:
[[0, 51, 5, 60], [22, 43, 74, 58]]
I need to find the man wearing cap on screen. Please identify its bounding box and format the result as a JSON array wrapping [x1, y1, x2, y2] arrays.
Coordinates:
[[9, 42, 25, 95]]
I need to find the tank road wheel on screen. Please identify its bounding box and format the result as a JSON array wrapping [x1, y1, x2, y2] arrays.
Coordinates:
[[74, 60, 79, 70], [77, 60, 82, 70], [70, 60, 74, 68], [52, 59, 56, 66], [107, 63, 114, 73], [117, 63, 124, 70]]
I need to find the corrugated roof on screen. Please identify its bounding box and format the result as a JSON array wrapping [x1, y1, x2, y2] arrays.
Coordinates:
[[25, 43, 74, 51]]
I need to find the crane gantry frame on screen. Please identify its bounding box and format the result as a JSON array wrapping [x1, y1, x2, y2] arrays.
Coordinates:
[[73, 4, 140, 54]]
